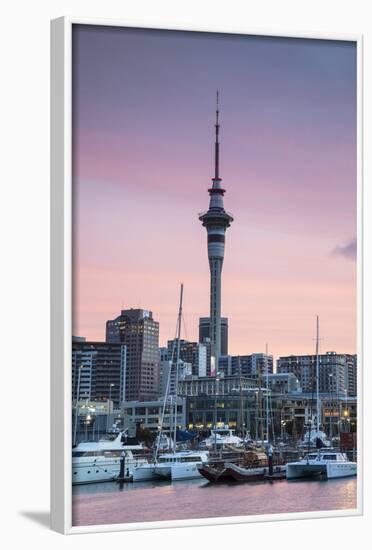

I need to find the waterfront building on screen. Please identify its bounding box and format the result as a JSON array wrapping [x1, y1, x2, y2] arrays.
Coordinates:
[[199, 93, 233, 376], [122, 397, 187, 434], [178, 375, 256, 398], [277, 351, 351, 394], [72, 339, 126, 406], [186, 394, 253, 431], [106, 308, 160, 401], [266, 372, 301, 393], [185, 390, 356, 439], [274, 392, 357, 439], [167, 338, 207, 378]]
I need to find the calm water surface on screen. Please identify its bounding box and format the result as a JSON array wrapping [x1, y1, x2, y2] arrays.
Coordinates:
[[72, 476, 357, 526]]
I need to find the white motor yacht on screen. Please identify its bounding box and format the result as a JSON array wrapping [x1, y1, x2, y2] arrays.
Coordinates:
[[286, 450, 357, 480], [72, 432, 148, 484], [201, 426, 243, 449]]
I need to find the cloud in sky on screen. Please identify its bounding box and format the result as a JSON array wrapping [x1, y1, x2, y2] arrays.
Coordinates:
[[332, 238, 357, 260]]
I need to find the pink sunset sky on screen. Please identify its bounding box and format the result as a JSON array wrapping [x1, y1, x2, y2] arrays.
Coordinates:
[[72, 26, 357, 359]]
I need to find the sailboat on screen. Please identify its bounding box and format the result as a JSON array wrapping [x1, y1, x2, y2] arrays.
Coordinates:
[[286, 316, 357, 480], [132, 284, 209, 482]]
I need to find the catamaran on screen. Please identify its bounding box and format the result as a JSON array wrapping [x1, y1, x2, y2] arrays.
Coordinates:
[[286, 316, 357, 480], [133, 449, 209, 482], [286, 450, 357, 479]]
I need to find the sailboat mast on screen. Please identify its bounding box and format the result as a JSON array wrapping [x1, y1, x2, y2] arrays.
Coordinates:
[[173, 283, 184, 452], [238, 356, 244, 438], [265, 343, 269, 443], [316, 315, 320, 434], [258, 367, 264, 443]]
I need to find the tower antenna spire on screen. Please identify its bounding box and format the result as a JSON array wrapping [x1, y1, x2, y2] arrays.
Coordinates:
[[215, 89, 220, 180]]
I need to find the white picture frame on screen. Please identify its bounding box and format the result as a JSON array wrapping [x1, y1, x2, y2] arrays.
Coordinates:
[[51, 16, 363, 534]]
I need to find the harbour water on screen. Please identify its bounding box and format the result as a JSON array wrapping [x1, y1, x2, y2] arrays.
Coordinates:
[[72, 477, 357, 527]]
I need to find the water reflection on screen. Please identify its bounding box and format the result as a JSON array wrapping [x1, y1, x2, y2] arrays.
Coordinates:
[[72, 477, 357, 527]]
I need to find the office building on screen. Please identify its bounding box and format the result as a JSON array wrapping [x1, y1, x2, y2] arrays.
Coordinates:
[[106, 308, 160, 401], [72, 339, 126, 406]]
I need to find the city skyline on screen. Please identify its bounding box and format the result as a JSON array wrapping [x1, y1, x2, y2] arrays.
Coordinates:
[[72, 26, 357, 358]]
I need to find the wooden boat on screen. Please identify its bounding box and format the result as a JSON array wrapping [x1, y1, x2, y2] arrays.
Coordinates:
[[225, 462, 286, 481], [197, 449, 284, 482]]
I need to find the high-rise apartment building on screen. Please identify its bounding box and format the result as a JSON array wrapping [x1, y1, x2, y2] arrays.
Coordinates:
[[277, 351, 351, 395], [219, 353, 273, 377]]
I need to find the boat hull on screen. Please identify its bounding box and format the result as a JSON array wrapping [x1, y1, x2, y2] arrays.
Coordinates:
[[154, 465, 172, 479], [224, 462, 285, 482], [286, 461, 357, 480], [72, 457, 146, 484], [197, 464, 232, 482], [326, 462, 357, 479], [286, 463, 326, 480], [170, 462, 204, 480], [224, 463, 266, 481], [132, 464, 162, 482]]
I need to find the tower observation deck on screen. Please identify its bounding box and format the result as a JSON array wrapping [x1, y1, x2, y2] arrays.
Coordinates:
[[199, 92, 233, 376]]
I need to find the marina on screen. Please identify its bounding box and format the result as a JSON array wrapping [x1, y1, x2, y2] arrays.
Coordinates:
[[72, 476, 357, 526], [71, 313, 357, 499]]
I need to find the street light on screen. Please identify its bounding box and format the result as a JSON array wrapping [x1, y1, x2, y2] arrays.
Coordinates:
[[342, 389, 349, 432]]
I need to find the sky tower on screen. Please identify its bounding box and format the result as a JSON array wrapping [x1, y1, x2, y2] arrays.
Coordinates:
[[199, 92, 233, 376]]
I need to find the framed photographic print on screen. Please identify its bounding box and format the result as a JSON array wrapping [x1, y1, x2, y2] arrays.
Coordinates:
[[51, 17, 363, 534]]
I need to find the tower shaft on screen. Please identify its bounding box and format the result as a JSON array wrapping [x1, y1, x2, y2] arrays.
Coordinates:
[[209, 257, 222, 376]]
